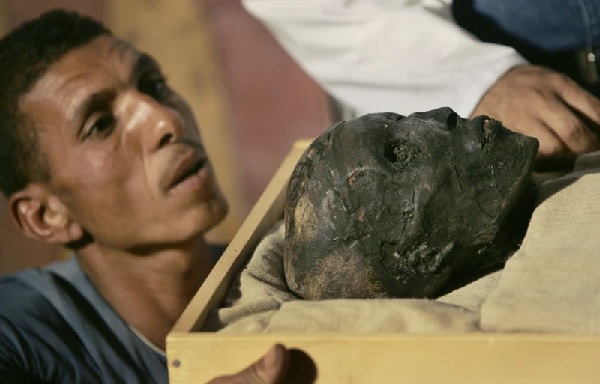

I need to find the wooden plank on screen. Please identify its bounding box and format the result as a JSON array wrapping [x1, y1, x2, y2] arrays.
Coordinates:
[[168, 332, 600, 383], [171, 140, 311, 333]]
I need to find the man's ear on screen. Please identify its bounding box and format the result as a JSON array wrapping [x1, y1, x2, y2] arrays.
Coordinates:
[[8, 184, 84, 245]]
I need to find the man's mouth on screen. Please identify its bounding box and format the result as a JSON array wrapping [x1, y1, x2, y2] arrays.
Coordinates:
[[168, 154, 207, 191]]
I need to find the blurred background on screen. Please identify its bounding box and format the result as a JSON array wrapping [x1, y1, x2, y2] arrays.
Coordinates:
[[0, 0, 333, 275]]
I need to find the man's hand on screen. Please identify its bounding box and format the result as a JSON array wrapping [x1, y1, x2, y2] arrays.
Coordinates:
[[471, 64, 600, 170], [207, 344, 289, 384]]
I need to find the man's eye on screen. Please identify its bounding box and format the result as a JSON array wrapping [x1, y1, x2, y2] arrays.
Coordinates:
[[83, 113, 115, 140], [139, 75, 171, 101]]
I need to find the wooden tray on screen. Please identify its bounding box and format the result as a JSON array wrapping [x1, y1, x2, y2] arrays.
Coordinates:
[[167, 140, 600, 383]]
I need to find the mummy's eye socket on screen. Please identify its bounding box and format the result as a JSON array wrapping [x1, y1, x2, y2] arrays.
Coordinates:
[[384, 140, 419, 168]]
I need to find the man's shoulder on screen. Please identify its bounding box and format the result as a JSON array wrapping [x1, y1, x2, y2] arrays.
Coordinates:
[[0, 257, 111, 332], [0, 266, 61, 315], [0, 258, 91, 336], [0, 263, 92, 382], [0, 263, 81, 350], [0, 259, 167, 383], [0, 266, 66, 334]]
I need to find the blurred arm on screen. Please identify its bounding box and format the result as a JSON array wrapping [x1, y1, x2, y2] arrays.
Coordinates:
[[241, 0, 526, 117]]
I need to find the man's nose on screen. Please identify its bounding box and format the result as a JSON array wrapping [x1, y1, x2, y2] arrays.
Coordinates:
[[118, 90, 182, 151]]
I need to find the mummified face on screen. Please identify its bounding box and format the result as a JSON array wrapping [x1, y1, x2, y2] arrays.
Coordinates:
[[284, 107, 538, 299]]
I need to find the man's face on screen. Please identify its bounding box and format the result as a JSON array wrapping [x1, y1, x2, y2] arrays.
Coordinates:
[[20, 35, 227, 252], [285, 108, 538, 299]]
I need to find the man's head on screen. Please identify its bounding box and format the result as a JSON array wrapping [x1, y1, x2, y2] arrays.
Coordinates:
[[285, 107, 538, 299], [0, 10, 109, 197], [1, 10, 227, 252]]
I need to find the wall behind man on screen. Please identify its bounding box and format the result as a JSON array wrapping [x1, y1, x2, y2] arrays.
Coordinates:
[[0, 0, 330, 274]]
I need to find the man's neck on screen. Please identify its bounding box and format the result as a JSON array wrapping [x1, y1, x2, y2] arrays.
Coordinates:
[[76, 237, 214, 350]]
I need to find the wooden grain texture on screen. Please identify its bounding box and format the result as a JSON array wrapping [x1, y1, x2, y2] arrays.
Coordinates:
[[168, 332, 600, 383]]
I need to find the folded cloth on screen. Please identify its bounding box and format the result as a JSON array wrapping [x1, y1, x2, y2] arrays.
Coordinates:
[[207, 221, 482, 333], [202, 222, 296, 332], [481, 151, 600, 334], [438, 270, 502, 312], [260, 299, 478, 333]]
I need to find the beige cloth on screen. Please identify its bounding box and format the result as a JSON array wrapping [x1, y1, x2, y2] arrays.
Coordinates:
[[265, 300, 478, 333], [480, 152, 600, 334], [438, 270, 503, 312], [206, 222, 481, 334], [202, 223, 296, 332], [208, 151, 600, 334]]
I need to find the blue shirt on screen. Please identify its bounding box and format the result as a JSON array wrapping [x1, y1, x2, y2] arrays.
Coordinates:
[[0, 257, 168, 383], [453, 0, 600, 51]]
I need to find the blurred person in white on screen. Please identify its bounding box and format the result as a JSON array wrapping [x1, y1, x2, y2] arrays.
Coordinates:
[[242, 0, 600, 171]]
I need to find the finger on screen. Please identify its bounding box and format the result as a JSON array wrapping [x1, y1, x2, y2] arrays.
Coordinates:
[[552, 72, 600, 129], [537, 96, 600, 154], [532, 120, 578, 172], [241, 344, 288, 384], [208, 344, 289, 384]]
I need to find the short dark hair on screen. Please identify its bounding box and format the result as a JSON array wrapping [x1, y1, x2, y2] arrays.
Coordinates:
[[0, 9, 111, 197]]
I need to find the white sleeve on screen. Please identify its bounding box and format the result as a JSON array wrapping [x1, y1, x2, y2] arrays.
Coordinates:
[[241, 0, 527, 117]]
